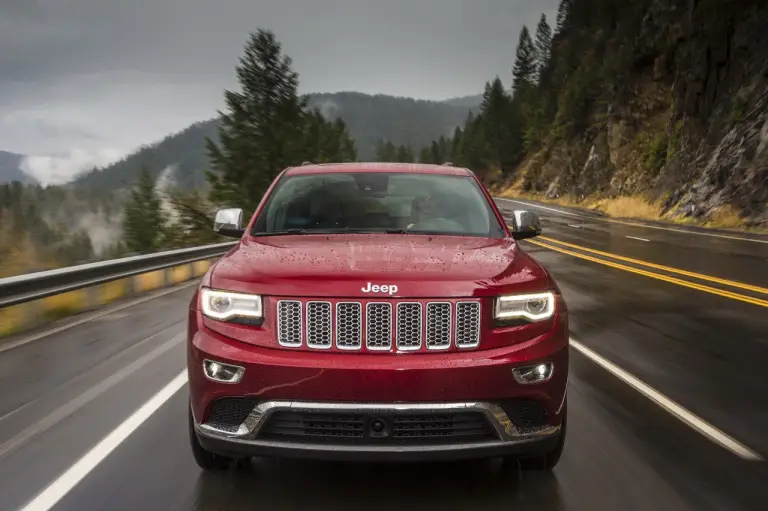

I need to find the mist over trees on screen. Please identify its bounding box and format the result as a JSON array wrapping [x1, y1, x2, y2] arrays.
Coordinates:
[[0, 182, 97, 277]]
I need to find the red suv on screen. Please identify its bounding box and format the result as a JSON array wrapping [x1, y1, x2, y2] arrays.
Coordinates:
[[187, 162, 568, 471]]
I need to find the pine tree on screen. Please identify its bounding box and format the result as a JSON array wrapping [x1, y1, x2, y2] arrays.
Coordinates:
[[302, 110, 358, 164], [534, 14, 553, 81], [395, 144, 415, 163], [206, 29, 307, 213], [376, 140, 398, 162], [451, 126, 464, 166], [331, 118, 358, 162], [479, 78, 521, 172], [122, 166, 165, 254], [512, 26, 537, 94], [460, 113, 492, 175], [165, 188, 225, 248], [556, 0, 570, 33]]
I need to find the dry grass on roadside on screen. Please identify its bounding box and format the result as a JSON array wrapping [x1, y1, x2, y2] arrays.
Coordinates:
[[703, 205, 743, 229], [592, 196, 662, 221], [495, 177, 766, 232]]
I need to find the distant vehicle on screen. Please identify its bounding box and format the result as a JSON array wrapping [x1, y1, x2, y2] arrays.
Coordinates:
[[187, 162, 568, 470]]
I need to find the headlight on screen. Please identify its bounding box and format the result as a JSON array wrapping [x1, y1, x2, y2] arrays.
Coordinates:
[[494, 292, 555, 322], [201, 288, 263, 323]]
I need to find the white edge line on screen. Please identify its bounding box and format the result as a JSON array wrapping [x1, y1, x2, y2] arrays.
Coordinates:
[[496, 198, 582, 218], [0, 280, 199, 355], [568, 224, 581, 229], [19, 370, 189, 511], [495, 197, 768, 244], [569, 338, 763, 461], [625, 236, 650, 242]]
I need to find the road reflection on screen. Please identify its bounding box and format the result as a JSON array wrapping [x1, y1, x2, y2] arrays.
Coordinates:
[[191, 458, 566, 510]]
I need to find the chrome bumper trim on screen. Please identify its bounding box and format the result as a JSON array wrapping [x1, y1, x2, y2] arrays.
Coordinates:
[[197, 400, 560, 442]]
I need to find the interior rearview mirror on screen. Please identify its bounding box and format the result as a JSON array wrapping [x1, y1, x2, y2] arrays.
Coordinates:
[[510, 210, 542, 240], [213, 208, 245, 238]]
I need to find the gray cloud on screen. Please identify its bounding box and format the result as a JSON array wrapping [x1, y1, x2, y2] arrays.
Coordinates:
[[1, 0, 558, 184]]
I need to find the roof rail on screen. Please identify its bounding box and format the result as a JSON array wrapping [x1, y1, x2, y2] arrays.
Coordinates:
[[441, 161, 454, 166], [301, 161, 313, 166]]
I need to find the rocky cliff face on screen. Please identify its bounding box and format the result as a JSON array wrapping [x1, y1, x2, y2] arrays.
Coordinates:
[[517, 0, 768, 227]]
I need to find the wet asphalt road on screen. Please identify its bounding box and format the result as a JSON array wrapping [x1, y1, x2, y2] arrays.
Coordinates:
[[1, 198, 767, 511]]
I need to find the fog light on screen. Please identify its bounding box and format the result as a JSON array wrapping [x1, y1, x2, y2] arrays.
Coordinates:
[[203, 359, 245, 383], [512, 362, 553, 384]]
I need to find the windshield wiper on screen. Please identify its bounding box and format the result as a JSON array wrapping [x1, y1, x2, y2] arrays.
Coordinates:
[[252, 228, 415, 236], [328, 228, 413, 234], [251, 229, 310, 237]]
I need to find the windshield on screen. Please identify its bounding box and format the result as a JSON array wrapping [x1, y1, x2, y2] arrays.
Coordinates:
[[250, 172, 506, 238]]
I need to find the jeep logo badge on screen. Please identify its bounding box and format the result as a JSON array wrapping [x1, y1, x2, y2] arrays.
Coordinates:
[[361, 282, 398, 295]]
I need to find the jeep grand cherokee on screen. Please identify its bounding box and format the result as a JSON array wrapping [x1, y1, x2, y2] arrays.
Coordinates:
[[187, 162, 568, 470]]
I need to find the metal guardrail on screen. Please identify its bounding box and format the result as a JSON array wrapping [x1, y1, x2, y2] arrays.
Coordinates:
[[0, 242, 237, 309]]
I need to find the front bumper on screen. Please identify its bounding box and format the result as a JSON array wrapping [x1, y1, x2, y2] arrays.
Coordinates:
[[193, 400, 563, 462], [188, 308, 568, 461]]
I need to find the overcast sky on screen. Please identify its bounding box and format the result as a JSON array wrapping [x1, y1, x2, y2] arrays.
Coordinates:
[[0, 0, 557, 184]]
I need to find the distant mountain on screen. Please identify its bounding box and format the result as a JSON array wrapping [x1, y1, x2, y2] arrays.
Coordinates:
[[442, 94, 484, 108], [73, 121, 219, 193], [74, 91, 481, 194], [0, 151, 38, 185], [307, 92, 479, 157]]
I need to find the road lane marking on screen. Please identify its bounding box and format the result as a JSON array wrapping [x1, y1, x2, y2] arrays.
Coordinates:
[[497, 198, 582, 217], [496, 197, 768, 244], [0, 281, 197, 355], [0, 322, 183, 427], [0, 331, 184, 458], [526, 239, 768, 308], [568, 224, 581, 229], [569, 338, 763, 461], [537, 236, 768, 296], [626, 236, 650, 242], [19, 370, 188, 511]]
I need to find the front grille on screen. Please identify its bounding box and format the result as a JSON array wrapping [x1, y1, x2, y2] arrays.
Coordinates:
[[206, 397, 259, 432], [260, 412, 365, 440], [259, 410, 496, 445], [392, 413, 494, 440], [275, 298, 482, 352]]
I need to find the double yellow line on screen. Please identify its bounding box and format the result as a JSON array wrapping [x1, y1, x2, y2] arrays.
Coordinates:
[[522, 236, 768, 308]]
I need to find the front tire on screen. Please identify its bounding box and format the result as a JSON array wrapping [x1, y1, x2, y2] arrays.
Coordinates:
[[188, 405, 243, 471]]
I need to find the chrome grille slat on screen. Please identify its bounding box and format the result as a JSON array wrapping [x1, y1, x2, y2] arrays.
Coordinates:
[[366, 302, 392, 351], [306, 301, 332, 349], [456, 301, 481, 348], [277, 300, 302, 347], [336, 302, 362, 350], [396, 302, 422, 351], [426, 302, 452, 350]]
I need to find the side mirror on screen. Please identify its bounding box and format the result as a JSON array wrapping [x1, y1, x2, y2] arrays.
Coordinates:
[[213, 208, 245, 238], [510, 210, 542, 240]]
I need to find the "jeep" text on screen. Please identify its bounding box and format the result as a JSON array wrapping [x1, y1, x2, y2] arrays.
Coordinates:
[[361, 282, 399, 295]]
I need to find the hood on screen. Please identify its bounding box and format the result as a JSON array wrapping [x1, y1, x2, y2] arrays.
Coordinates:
[[210, 234, 549, 298]]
